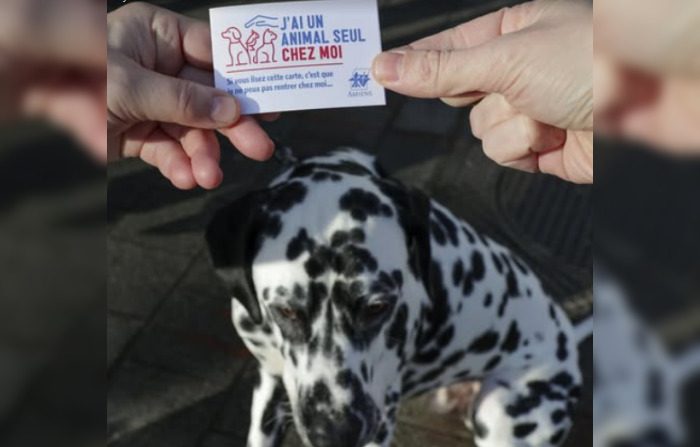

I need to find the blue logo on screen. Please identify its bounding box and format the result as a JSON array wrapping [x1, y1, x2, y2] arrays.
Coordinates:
[[349, 69, 371, 89], [244, 15, 279, 28]]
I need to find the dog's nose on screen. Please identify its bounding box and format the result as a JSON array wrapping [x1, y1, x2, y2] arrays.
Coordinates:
[[306, 414, 367, 447]]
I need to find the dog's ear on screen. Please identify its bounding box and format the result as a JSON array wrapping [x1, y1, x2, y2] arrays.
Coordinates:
[[404, 187, 433, 293], [205, 191, 267, 324]]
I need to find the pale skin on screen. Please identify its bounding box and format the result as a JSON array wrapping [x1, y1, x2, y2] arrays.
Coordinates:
[[372, 0, 594, 184], [108, 2, 277, 190]]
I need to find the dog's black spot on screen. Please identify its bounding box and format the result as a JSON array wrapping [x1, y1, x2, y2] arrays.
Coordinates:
[[452, 259, 464, 287], [569, 385, 582, 399], [375, 423, 389, 443], [238, 316, 256, 332], [550, 429, 566, 445], [419, 367, 444, 384], [437, 326, 455, 346], [308, 282, 327, 323], [430, 219, 447, 246], [267, 182, 307, 212], [647, 368, 664, 408], [392, 270, 403, 288], [414, 348, 442, 364], [360, 362, 369, 383], [551, 409, 567, 424], [461, 226, 476, 244], [468, 330, 500, 353], [556, 332, 568, 361], [441, 350, 466, 368], [454, 369, 471, 379], [500, 321, 521, 353], [512, 256, 529, 274], [549, 303, 559, 325], [339, 188, 393, 221], [473, 415, 489, 439], [477, 232, 490, 247], [471, 251, 485, 280], [287, 228, 315, 260], [416, 261, 451, 350], [332, 245, 379, 277], [484, 355, 501, 371], [513, 422, 537, 438], [506, 269, 519, 297], [497, 291, 509, 317], [260, 213, 283, 239], [491, 253, 503, 273], [386, 304, 408, 357], [551, 371, 574, 389], [507, 394, 542, 418], [289, 349, 298, 367], [433, 208, 458, 246], [483, 293, 493, 307]]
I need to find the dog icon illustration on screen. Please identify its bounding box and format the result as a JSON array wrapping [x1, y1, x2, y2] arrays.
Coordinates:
[[221, 26, 250, 66], [254, 29, 278, 64]]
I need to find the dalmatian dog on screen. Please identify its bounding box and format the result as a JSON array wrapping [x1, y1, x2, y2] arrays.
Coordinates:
[[594, 266, 700, 447], [206, 149, 583, 447]]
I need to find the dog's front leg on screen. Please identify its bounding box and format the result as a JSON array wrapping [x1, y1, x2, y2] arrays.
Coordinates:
[[247, 368, 288, 447]]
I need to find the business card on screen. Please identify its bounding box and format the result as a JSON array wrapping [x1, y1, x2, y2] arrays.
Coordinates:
[[210, 0, 385, 114]]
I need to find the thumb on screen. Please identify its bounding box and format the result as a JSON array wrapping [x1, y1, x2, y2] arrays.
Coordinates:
[[372, 40, 516, 99], [113, 60, 239, 129]]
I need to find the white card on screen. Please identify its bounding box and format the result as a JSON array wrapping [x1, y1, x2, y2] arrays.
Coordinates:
[[210, 0, 386, 114]]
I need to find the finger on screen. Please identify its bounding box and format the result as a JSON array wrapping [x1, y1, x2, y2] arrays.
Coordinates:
[[139, 128, 197, 189], [169, 126, 223, 190], [110, 56, 240, 129], [407, 3, 540, 51], [179, 64, 214, 86], [170, 9, 213, 69], [218, 115, 275, 161], [538, 130, 593, 183], [409, 8, 507, 51], [178, 66, 281, 124], [441, 92, 487, 108], [468, 94, 518, 139], [372, 36, 518, 98], [481, 115, 566, 168], [258, 113, 281, 122], [0, 0, 106, 69], [22, 81, 108, 162]]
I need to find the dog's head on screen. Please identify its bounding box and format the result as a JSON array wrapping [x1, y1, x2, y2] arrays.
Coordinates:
[[206, 153, 433, 447]]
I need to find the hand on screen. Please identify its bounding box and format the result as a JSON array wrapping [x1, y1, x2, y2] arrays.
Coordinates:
[[0, 0, 106, 160], [594, 0, 700, 153], [372, 0, 593, 183], [108, 3, 276, 190]]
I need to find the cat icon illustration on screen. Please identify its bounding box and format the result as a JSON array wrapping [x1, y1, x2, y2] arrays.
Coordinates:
[[254, 29, 278, 64]]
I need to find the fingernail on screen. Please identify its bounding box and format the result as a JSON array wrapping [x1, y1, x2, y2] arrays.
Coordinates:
[[211, 95, 238, 124], [373, 52, 403, 83]]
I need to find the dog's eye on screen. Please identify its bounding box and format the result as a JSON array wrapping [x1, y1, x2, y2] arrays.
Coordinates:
[[278, 307, 300, 321], [365, 301, 390, 317]]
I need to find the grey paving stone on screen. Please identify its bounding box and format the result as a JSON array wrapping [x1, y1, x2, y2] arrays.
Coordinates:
[[199, 431, 246, 447], [213, 361, 257, 438], [108, 237, 194, 318], [108, 361, 231, 443], [393, 99, 464, 136], [107, 313, 144, 368], [148, 251, 240, 343], [110, 391, 226, 447]]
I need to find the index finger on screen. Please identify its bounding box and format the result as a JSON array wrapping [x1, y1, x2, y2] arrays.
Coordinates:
[[407, 3, 539, 51], [176, 14, 213, 70]]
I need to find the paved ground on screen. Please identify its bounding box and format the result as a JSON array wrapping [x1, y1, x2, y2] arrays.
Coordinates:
[[106, 1, 592, 446]]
